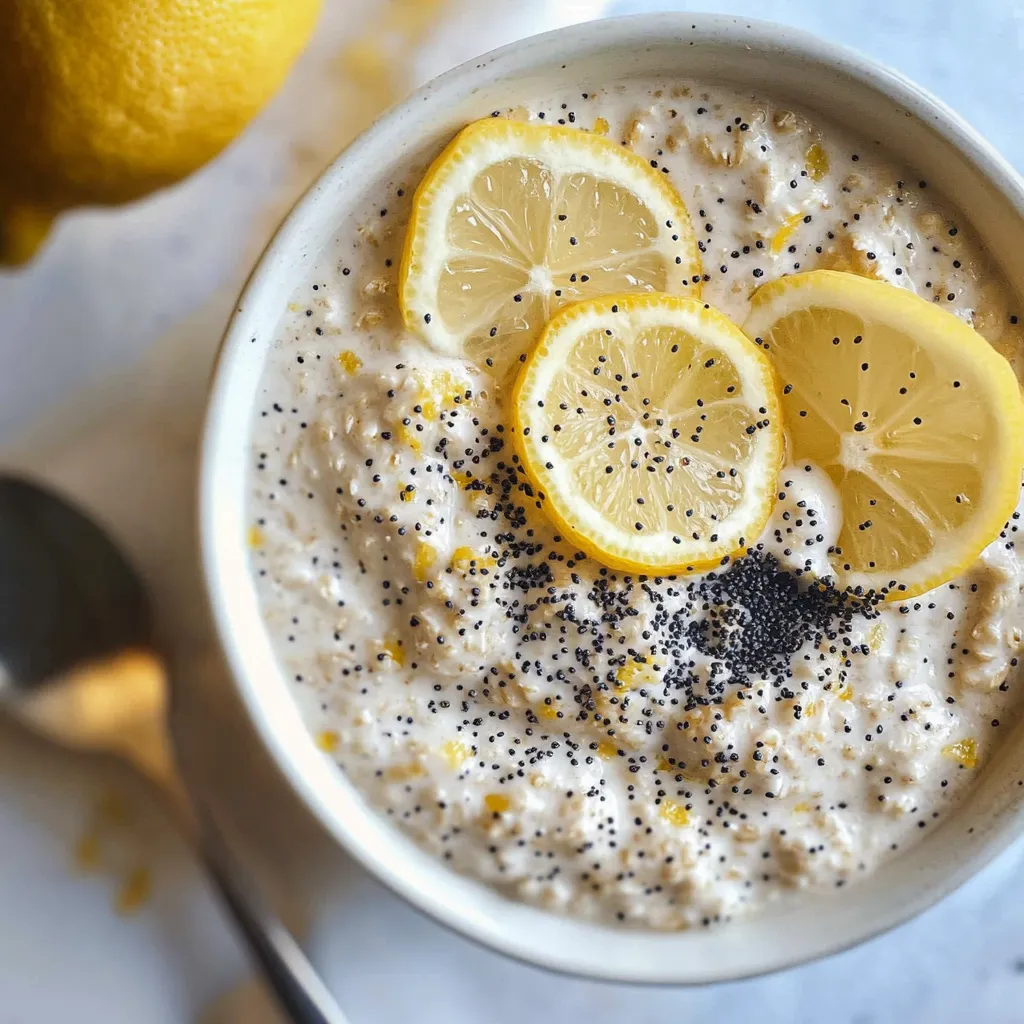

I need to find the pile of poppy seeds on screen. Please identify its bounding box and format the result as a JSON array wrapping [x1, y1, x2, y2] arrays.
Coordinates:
[[433, 404, 881, 723], [677, 550, 881, 696]]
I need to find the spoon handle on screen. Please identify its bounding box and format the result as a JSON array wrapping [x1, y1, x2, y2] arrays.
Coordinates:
[[147, 718, 351, 1021], [146, 718, 351, 1023], [194, 810, 349, 1024], [131, 698, 353, 1022], [153, 726, 351, 1021]]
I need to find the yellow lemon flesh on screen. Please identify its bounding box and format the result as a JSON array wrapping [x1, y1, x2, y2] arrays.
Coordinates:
[[400, 118, 702, 378], [744, 269, 1024, 599], [0, 0, 322, 263], [513, 293, 784, 573]]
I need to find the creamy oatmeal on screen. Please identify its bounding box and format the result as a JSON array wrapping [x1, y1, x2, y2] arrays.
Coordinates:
[[247, 80, 1024, 929]]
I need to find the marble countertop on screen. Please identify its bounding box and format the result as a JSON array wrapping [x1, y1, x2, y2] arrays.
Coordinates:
[[1, 1, 1022, 1021]]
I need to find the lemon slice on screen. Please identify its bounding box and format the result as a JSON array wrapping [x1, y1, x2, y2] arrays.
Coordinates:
[[744, 270, 1024, 599], [400, 118, 702, 376], [512, 293, 784, 573]]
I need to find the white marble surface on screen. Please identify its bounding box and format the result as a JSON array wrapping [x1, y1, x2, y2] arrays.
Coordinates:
[[1, 2, 1023, 1022]]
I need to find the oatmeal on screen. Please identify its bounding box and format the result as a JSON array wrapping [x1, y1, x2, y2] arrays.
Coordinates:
[[247, 80, 1024, 929]]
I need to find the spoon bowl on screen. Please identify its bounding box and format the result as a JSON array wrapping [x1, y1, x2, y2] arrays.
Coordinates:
[[0, 475, 151, 689]]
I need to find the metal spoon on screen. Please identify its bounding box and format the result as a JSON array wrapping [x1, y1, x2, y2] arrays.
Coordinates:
[[0, 473, 348, 1024]]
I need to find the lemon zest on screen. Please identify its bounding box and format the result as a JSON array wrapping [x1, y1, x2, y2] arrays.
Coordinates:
[[770, 212, 805, 254], [942, 737, 978, 769], [659, 800, 690, 827], [805, 142, 830, 181], [441, 739, 471, 769], [337, 350, 362, 374], [413, 542, 437, 582], [317, 730, 340, 753]]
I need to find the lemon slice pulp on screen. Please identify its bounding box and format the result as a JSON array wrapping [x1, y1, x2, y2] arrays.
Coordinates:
[[513, 293, 784, 573], [400, 118, 702, 376], [744, 270, 1024, 598]]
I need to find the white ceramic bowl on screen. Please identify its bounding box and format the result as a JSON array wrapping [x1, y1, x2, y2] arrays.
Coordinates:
[[200, 13, 1024, 983]]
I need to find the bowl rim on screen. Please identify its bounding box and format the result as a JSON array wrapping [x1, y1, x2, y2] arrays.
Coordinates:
[[199, 11, 1024, 984]]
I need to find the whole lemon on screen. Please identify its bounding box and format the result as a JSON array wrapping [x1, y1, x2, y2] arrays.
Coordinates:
[[0, 0, 322, 263]]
